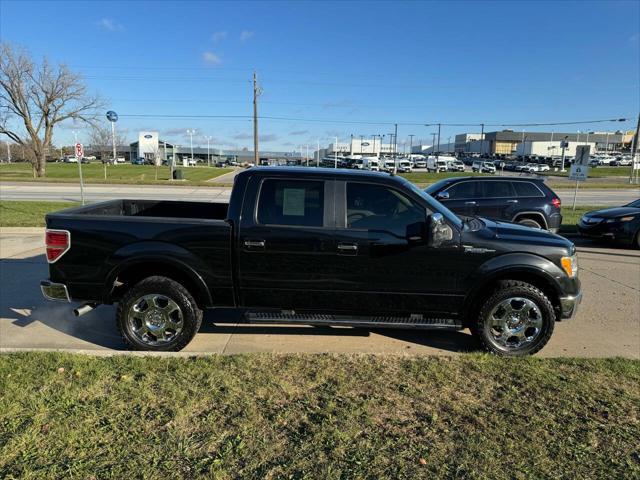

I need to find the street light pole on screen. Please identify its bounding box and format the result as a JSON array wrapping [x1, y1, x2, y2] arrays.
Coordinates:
[[408, 134, 414, 158], [436, 123, 441, 159], [334, 136, 338, 168], [204, 135, 212, 167], [186, 129, 195, 167], [317, 139, 320, 167]]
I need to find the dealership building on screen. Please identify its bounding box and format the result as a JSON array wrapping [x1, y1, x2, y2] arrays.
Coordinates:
[[454, 130, 633, 157], [89, 131, 304, 165]]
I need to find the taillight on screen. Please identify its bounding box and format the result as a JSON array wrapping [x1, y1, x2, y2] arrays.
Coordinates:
[[552, 198, 561, 209], [45, 229, 70, 263]]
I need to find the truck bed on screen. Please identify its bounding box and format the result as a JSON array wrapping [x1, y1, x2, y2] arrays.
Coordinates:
[[45, 199, 234, 306], [55, 199, 229, 221]]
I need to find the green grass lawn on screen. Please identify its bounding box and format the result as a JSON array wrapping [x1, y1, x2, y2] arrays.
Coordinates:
[[0, 353, 637, 479], [559, 205, 600, 233], [0, 162, 233, 185], [0, 200, 79, 227]]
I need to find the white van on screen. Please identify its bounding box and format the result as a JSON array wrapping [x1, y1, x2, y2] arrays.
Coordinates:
[[398, 160, 412, 172], [426, 156, 447, 173], [355, 156, 380, 171]]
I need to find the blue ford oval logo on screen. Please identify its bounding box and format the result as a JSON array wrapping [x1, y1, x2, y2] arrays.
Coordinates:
[[144, 134, 153, 139], [361, 142, 370, 146]]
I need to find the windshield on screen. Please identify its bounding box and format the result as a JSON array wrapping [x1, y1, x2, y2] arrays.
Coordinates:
[[400, 178, 463, 228]]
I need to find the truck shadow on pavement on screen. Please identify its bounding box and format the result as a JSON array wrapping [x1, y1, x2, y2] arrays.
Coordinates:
[[1, 253, 477, 353]]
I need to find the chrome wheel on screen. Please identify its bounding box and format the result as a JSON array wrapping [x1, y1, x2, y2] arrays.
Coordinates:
[[127, 294, 184, 346], [487, 297, 543, 351]]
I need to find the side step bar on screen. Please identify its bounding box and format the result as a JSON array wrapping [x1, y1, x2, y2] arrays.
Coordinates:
[[244, 312, 462, 330]]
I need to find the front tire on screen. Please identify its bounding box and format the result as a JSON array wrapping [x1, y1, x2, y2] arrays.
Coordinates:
[[117, 276, 202, 351], [473, 280, 555, 356]]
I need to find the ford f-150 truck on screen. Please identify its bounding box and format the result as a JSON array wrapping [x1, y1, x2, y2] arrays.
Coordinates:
[[41, 167, 581, 356]]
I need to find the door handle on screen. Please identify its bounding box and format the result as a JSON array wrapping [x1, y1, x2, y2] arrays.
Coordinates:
[[464, 201, 477, 205], [337, 243, 358, 255], [244, 239, 265, 248], [507, 199, 518, 203]]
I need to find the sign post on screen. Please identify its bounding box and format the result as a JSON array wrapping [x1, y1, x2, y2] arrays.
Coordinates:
[[106, 111, 118, 180], [569, 145, 590, 210], [75, 142, 85, 205]]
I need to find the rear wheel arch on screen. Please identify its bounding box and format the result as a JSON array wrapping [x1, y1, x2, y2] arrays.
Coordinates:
[[513, 211, 548, 229], [105, 258, 213, 308]]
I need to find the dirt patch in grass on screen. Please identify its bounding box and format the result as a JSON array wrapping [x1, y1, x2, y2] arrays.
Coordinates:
[[0, 353, 638, 479]]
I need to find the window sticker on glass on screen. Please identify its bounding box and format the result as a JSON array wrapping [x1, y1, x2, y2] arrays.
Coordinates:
[[282, 188, 306, 216]]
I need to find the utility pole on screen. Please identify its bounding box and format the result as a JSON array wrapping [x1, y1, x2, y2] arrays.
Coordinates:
[[393, 123, 398, 173], [436, 123, 441, 159], [479, 123, 485, 157], [629, 114, 640, 184], [306, 145, 309, 167], [561, 136, 568, 172], [6, 142, 10, 163], [253, 71, 261, 165], [334, 136, 338, 168], [408, 134, 414, 158], [360, 135, 364, 155], [317, 139, 320, 167]]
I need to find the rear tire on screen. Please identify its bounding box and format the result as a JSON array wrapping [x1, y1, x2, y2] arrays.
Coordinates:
[[473, 280, 555, 356], [517, 218, 542, 229], [117, 276, 202, 351]]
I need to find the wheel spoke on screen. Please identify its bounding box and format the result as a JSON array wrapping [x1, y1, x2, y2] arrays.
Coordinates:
[[487, 296, 543, 352]]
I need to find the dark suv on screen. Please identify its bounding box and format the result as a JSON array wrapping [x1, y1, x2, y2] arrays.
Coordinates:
[[425, 177, 562, 232]]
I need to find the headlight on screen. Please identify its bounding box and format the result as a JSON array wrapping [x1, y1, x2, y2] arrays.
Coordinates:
[[561, 254, 579, 278], [606, 216, 636, 223]]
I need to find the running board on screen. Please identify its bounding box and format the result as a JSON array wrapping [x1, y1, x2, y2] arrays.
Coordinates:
[[244, 312, 462, 330]]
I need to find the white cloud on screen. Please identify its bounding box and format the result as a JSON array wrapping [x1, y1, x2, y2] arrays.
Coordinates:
[[240, 30, 255, 42], [97, 18, 123, 31], [202, 51, 222, 65], [212, 31, 227, 43]]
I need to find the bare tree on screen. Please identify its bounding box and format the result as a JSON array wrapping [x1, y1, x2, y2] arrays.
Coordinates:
[[0, 43, 103, 177], [88, 124, 127, 161]]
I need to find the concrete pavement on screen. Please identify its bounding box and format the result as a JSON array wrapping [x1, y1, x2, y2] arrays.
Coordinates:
[[1, 181, 638, 205], [1, 228, 638, 357]]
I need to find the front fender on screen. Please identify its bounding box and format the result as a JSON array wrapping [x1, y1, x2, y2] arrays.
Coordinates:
[[101, 241, 213, 305], [462, 252, 579, 316]]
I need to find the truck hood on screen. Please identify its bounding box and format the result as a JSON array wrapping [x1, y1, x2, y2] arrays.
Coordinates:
[[480, 217, 574, 251]]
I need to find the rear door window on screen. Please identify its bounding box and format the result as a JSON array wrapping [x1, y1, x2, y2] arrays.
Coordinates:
[[480, 181, 515, 198], [444, 181, 477, 199], [257, 179, 325, 227], [512, 181, 544, 197]]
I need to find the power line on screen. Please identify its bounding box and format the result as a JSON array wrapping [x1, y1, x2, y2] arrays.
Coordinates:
[[118, 113, 632, 128]]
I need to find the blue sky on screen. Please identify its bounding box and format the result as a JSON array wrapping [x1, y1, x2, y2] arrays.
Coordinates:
[[1, 0, 638, 150]]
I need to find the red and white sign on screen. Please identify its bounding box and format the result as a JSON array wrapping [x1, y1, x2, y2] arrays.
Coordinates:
[[75, 142, 84, 159]]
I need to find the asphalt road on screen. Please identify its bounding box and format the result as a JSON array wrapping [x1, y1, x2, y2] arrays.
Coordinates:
[[1, 228, 638, 357], [1, 181, 638, 205]]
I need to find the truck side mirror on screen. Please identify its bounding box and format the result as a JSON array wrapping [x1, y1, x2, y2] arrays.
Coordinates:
[[428, 212, 453, 248], [435, 191, 449, 201]]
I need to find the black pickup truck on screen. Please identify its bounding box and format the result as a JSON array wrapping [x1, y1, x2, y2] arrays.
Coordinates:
[[41, 167, 582, 356]]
